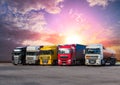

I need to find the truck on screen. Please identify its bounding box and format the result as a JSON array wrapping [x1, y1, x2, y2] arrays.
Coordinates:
[[39, 45, 58, 65], [58, 44, 86, 65], [85, 44, 116, 66], [12, 46, 26, 65], [26, 46, 41, 65]]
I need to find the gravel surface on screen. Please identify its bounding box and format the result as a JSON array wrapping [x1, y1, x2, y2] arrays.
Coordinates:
[[0, 63, 120, 85]]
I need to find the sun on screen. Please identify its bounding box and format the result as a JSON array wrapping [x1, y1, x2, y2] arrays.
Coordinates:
[[65, 34, 83, 44]]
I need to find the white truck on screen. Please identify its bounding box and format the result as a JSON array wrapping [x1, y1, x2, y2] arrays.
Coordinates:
[[26, 46, 40, 65], [85, 44, 116, 66]]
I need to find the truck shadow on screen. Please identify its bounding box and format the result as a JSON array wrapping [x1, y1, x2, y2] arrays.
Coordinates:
[[85, 64, 120, 67]]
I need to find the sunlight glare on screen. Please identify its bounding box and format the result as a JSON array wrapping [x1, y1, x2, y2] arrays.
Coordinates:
[[65, 34, 83, 44]]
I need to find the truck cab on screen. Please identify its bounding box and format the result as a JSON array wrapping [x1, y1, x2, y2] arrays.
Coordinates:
[[85, 44, 103, 65], [12, 47, 26, 65], [26, 46, 40, 65], [39, 45, 58, 65], [58, 45, 75, 65]]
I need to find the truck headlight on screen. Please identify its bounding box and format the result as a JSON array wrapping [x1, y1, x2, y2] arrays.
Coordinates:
[[86, 56, 90, 59], [97, 56, 101, 59], [58, 59, 61, 62], [68, 59, 71, 63]]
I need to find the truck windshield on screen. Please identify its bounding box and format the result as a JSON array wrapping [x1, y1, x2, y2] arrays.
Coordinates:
[[40, 50, 54, 55], [26, 52, 39, 55], [14, 52, 21, 55], [85, 48, 101, 54], [58, 48, 70, 54]]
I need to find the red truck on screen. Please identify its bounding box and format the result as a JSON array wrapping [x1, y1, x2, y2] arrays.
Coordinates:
[[58, 44, 86, 65]]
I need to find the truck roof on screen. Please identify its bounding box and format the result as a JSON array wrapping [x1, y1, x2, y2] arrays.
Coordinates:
[[40, 45, 57, 51], [16, 46, 26, 49], [58, 44, 85, 48], [27, 46, 40, 51], [14, 49, 21, 52], [86, 44, 103, 48]]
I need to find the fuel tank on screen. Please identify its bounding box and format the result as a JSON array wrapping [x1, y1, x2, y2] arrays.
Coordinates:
[[103, 48, 116, 58]]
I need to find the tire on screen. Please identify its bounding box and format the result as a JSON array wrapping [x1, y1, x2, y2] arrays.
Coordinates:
[[12, 61, 18, 65], [101, 59, 105, 66], [110, 58, 116, 66], [80, 59, 85, 65], [73, 60, 76, 66], [52, 60, 57, 65]]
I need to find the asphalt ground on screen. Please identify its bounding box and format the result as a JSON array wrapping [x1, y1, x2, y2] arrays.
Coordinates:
[[0, 63, 120, 85]]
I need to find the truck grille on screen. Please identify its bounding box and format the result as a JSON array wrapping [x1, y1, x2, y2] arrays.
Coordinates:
[[41, 56, 50, 64], [41, 56, 50, 59], [60, 56, 68, 58], [14, 57, 19, 59], [89, 59, 96, 64], [90, 56, 98, 59], [27, 57, 33, 60], [42, 59, 48, 64]]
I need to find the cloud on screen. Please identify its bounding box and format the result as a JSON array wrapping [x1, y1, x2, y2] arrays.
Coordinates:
[[118, 21, 120, 24], [54, 9, 114, 44], [0, 23, 20, 61], [2, 0, 63, 14], [0, 0, 63, 33], [22, 31, 65, 46], [0, 3, 46, 33], [86, 0, 115, 7], [100, 39, 120, 47], [0, 39, 20, 61]]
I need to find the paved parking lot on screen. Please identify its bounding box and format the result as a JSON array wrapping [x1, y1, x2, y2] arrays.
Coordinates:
[[0, 63, 120, 85]]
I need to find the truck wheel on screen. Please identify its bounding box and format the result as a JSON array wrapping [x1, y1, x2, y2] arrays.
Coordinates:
[[13, 61, 18, 65], [110, 58, 116, 66], [101, 60, 105, 66], [73, 60, 76, 65], [80, 59, 85, 65], [22, 60, 26, 65], [53, 60, 57, 65]]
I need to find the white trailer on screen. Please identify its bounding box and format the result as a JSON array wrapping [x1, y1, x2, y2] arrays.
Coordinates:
[[85, 44, 116, 65]]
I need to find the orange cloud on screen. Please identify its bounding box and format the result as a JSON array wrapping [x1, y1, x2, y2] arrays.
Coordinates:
[[22, 30, 65, 46]]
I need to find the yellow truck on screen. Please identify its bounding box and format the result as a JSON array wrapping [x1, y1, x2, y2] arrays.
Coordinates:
[[39, 45, 58, 65]]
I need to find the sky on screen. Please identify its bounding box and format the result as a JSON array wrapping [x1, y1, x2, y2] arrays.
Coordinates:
[[0, 0, 120, 61]]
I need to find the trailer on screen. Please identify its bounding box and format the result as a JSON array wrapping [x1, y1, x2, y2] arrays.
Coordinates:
[[85, 44, 116, 65]]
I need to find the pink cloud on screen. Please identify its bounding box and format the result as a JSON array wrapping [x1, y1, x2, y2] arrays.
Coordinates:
[[22, 30, 65, 46]]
